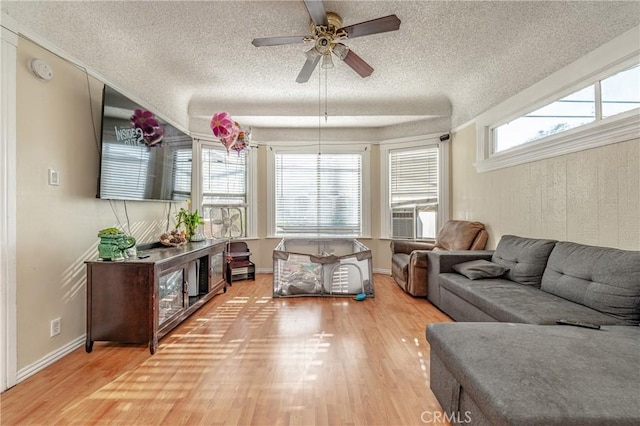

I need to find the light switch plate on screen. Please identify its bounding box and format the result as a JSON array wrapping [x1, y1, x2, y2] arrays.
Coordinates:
[[48, 168, 59, 186]]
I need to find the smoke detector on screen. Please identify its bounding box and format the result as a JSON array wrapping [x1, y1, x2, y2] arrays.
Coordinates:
[[28, 58, 54, 81]]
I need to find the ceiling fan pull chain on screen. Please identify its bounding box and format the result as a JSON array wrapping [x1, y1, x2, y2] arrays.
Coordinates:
[[325, 67, 329, 123], [318, 67, 322, 155]]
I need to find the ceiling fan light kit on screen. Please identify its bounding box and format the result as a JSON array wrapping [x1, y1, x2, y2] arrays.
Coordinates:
[[251, 0, 401, 83], [321, 53, 334, 69], [332, 43, 349, 61]]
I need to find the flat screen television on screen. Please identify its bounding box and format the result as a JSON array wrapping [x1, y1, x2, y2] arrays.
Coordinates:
[[97, 84, 192, 202]]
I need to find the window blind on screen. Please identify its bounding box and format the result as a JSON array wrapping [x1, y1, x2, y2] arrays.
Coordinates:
[[389, 146, 439, 209], [275, 153, 362, 235], [201, 147, 247, 206], [100, 143, 150, 199], [172, 148, 192, 201]]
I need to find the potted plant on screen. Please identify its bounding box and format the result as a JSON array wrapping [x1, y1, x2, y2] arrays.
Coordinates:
[[175, 208, 205, 241]]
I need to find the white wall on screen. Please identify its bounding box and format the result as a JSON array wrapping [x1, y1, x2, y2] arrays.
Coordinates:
[[15, 38, 180, 373], [451, 123, 640, 250]]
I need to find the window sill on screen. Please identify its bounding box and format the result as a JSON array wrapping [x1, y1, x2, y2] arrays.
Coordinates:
[[381, 237, 436, 242], [267, 235, 372, 240], [475, 110, 639, 173]]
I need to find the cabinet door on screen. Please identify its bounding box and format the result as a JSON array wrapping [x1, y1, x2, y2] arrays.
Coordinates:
[[158, 267, 187, 326], [210, 250, 225, 292]]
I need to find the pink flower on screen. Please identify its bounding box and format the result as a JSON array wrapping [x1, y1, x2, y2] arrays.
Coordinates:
[[131, 109, 159, 135], [211, 112, 234, 138]]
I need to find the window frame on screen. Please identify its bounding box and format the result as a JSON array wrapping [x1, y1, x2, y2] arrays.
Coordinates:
[[267, 143, 371, 238], [380, 134, 450, 240], [473, 27, 640, 173], [192, 139, 257, 239]]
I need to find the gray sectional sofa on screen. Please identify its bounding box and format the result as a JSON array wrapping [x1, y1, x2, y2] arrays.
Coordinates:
[[425, 235, 640, 425]]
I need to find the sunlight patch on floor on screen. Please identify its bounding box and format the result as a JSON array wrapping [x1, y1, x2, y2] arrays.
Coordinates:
[[225, 297, 250, 304]]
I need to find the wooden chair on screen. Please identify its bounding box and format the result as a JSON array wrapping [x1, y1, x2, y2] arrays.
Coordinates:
[[225, 241, 255, 284]]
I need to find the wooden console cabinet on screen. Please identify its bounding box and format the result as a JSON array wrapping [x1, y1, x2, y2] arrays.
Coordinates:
[[85, 239, 227, 354]]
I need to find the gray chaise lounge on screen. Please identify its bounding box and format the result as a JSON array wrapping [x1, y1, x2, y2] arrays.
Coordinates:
[[428, 323, 640, 425], [425, 235, 640, 425]]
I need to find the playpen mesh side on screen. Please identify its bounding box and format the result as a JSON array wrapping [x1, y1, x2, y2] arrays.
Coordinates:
[[326, 262, 373, 296], [273, 239, 374, 297], [273, 253, 323, 296]]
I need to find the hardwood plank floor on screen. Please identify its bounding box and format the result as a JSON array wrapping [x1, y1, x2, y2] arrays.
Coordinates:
[[0, 274, 452, 425]]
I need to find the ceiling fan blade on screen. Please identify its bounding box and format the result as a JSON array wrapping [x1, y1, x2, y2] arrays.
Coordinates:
[[341, 49, 374, 78], [296, 55, 321, 83], [252, 36, 307, 47], [303, 0, 328, 26], [339, 14, 401, 39]]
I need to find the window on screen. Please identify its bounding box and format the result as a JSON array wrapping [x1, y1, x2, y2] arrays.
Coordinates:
[[601, 64, 640, 118], [200, 145, 248, 239], [475, 27, 640, 173], [389, 145, 439, 239], [494, 85, 596, 152], [380, 136, 448, 240], [271, 150, 367, 236], [492, 64, 639, 154]]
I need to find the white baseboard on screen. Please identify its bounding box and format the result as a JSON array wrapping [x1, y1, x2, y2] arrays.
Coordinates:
[[373, 268, 391, 275], [16, 335, 85, 384]]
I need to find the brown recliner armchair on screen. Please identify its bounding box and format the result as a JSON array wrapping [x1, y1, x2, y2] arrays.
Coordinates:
[[390, 220, 488, 296]]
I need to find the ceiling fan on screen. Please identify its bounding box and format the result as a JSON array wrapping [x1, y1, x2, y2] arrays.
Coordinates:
[[251, 0, 401, 83]]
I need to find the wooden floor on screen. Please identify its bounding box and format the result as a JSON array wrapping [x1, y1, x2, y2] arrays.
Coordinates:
[[0, 274, 452, 425]]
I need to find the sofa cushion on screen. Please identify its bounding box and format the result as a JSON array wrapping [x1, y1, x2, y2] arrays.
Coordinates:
[[435, 220, 487, 251], [541, 241, 640, 325], [452, 260, 508, 280], [491, 235, 557, 287], [438, 272, 631, 325], [426, 323, 640, 426]]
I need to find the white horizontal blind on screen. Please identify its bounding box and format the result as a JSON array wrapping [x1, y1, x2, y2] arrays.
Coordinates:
[[100, 143, 149, 199], [389, 146, 439, 209], [172, 148, 192, 201], [275, 153, 362, 235], [201, 146, 248, 238], [202, 147, 247, 205]]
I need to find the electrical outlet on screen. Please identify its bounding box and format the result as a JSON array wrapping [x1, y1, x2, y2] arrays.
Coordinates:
[[50, 318, 61, 337]]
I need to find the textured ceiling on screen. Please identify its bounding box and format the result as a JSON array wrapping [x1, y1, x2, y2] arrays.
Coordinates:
[[3, 1, 640, 134]]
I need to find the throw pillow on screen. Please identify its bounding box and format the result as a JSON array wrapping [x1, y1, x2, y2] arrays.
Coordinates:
[[453, 260, 509, 280]]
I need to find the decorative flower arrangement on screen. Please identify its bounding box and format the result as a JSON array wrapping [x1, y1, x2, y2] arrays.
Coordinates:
[[131, 109, 164, 146], [210, 111, 251, 153]]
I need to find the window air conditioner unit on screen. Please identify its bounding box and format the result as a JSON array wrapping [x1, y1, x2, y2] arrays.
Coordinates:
[[392, 209, 415, 239]]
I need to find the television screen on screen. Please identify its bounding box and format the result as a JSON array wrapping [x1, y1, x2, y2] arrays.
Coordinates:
[[98, 85, 192, 202]]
